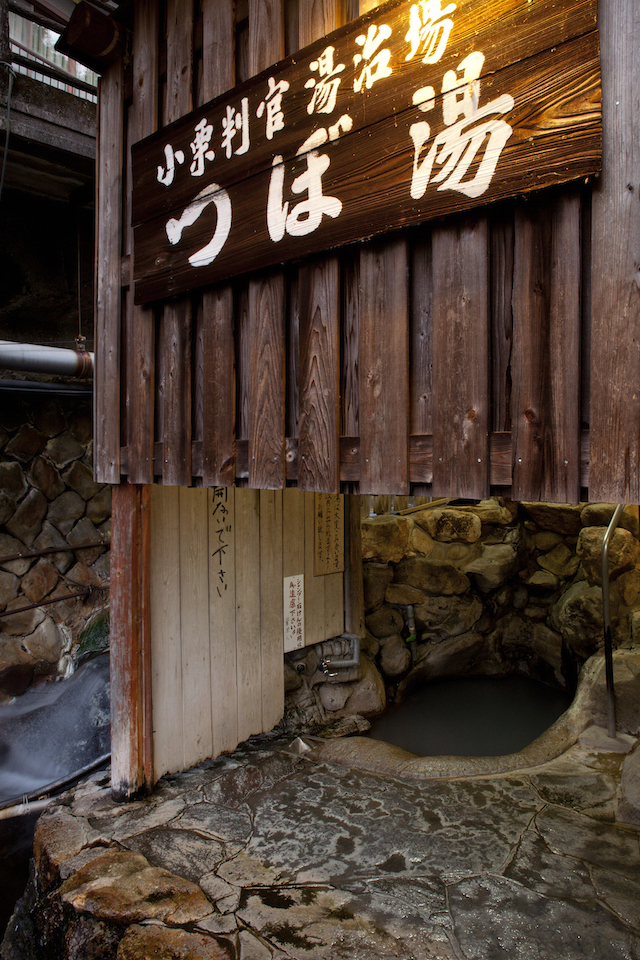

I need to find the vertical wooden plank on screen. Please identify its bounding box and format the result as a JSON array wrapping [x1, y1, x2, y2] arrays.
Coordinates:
[[236, 285, 251, 445], [126, 0, 158, 484], [248, 0, 284, 77], [359, 238, 410, 494], [286, 269, 300, 439], [259, 490, 284, 731], [342, 251, 360, 439], [248, 274, 287, 488], [202, 0, 236, 486], [490, 207, 514, 434], [409, 231, 432, 436], [431, 217, 490, 499], [110, 483, 152, 798], [234, 488, 262, 742], [297, 0, 344, 495], [160, 300, 193, 484], [179, 487, 213, 767], [160, 0, 193, 485], [149, 485, 184, 778], [248, 0, 286, 489], [94, 62, 123, 484], [512, 194, 582, 503], [303, 491, 325, 646], [208, 487, 238, 754], [282, 488, 306, 579], [203, 287, 236, 485], [589, 0, 640, 502], [298, 259, 341, 492]]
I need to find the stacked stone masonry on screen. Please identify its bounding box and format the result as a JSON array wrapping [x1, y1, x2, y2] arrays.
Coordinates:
[[285, 499, 640, 727], [0, 393, 110, 701]]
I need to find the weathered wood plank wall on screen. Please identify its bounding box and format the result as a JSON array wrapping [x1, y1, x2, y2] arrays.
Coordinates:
[[149, 486, 343, 780], [94, 0, 638, 506]]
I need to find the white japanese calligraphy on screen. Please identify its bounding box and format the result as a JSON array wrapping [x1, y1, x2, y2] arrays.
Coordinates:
[[157, 144, 185, 186], [190, 118, 215, 176], [221, 98, 250, 159], [410, 97, 514, 200], [267, 116, 352, 242], [165, 183, 232, 267], [305, 45, 345, 115], [442, 51, 484, 125], [353, 23, 393, 92], [256, 77, 291, 140], [405, 0, 456, 64]]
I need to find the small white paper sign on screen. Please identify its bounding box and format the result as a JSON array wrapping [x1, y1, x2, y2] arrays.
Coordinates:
[[283, 574, 304, 652]]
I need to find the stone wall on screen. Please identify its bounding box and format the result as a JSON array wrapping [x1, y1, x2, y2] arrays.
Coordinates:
[[284, 498, 640, 730], [0, 391, 110, 701]]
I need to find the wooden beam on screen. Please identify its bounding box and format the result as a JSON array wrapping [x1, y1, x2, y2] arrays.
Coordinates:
[[126, 0, 158, 485], [94, 62, 123, 484], [589, 0, 640, 501], [110, 484, 152, 799]]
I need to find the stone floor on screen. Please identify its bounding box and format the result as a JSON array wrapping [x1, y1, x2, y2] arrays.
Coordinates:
[[4, 726, 640, 960]]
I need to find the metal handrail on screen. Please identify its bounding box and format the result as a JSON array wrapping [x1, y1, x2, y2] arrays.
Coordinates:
[[601, 504, 624, 739]]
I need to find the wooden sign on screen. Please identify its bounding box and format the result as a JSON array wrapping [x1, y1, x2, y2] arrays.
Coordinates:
[[132, 0, 600, 304], [314, 493, 345, 576]]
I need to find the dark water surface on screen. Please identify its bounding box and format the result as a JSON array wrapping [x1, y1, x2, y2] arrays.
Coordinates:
[[0, 654, 111, 934], [366, 674, 573, 757]]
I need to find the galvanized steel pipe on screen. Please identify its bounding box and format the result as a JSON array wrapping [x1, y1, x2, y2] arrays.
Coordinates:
[[0, 340, 93, 377]]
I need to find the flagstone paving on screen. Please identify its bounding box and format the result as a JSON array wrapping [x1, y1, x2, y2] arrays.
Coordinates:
[[3, 729, 640, 959]]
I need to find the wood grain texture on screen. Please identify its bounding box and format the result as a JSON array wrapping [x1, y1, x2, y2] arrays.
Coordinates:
[[126, 0, 158, 485], [511, 192, 582, 502], [359, 238, 410, 494], [94, 62, 123, 484], [259, 490, 284, 731], [134, 33, 601, 302], [490, 207, 514, 433], [159, 299, 192, 484], [589, 0, 640, 501], [149, 485, 184, 778], [409, 230, 432, 436], [202, 286, 236, 484], [202, 0, 236, 486], [432, 216, 490, 499], [342, 251, 360, 438], [158, 0, 193, 484], [208, 487, 238, 756], [249, 0, 285, 78], [179, 487, 213, 768], [303, 490, 326, 646], [296, 0, 344, 495], [298, 259, 341, 492], [234, 488, 262, 742], [110, 484, 152, 798], [164, 0, 193, 122], [248, 273, 286, 487], [248, 0, 286, 490]]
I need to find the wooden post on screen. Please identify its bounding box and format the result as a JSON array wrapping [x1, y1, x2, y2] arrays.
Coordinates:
[[110, 483, 152, 799], [589, 0, 640, 501]]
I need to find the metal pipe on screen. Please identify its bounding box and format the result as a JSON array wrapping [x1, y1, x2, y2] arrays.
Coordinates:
[[0, 340, 93, 377], [395, 602, 417, 663], [319, 633, 361, 674], [601, 504, 624, 739]]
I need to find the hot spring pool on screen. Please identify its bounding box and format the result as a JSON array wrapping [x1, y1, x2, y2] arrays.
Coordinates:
[[366, 674, 573, 757]]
